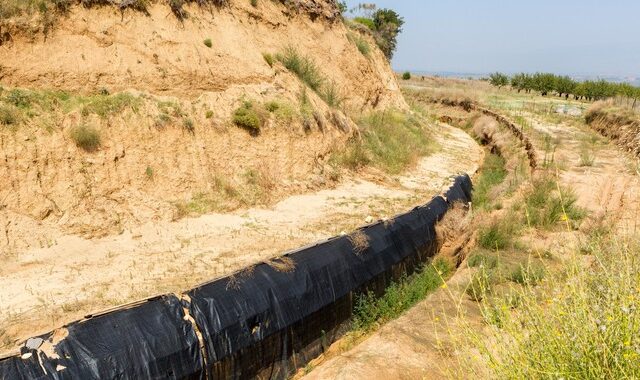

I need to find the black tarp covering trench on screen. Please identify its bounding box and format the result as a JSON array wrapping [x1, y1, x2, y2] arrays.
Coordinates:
[[0, 175, 473, 380]]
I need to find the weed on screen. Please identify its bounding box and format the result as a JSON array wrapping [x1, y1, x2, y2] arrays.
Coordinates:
[[70, 124, 101, 152], [145, 166, 154, 179], [578, 141, 596, 167], [524, 177, 586, 229], [466, 268, 493, 301], [205, 110, 214, 119], [203, 38, 212, 48], [348, 230, 370, 255], [250, 0, 257, 6], [347, 32, 370, 57], [6, 89, 32, 108]]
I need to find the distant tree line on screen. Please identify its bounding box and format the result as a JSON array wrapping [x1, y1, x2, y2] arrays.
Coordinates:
[[489, 72, 640, 105]]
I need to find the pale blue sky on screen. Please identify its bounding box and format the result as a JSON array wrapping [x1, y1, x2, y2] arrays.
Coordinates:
[[344, 1, 640, 77]]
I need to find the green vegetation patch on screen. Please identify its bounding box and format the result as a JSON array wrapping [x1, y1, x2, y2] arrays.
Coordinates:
[[331, 110, 437, 174], [70, 124, 101, 152], [473, 153, 507, 210], [352, 258, 452, 332]]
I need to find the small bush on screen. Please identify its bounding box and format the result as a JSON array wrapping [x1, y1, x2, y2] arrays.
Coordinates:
[[250, 0, 257, 6], [70, 124, 101, 152], [232, 101, 263, 134], [321, 80, 344, 108], [402, 71, 411, 80], [203, 38, 212, 48], [205, 110, 214, 119], [348, 32, 370, 57], [145, 166, 154, 179]]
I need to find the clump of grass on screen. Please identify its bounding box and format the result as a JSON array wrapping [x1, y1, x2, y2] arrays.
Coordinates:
[[524, 177, 586, 229], [262, 52, 274, 67], [331, 111, 437, 174], [0, 104, 20, 126], [466, 268, 493, 301], [276, 47, 324, 92], [352, 259, 452, 332], [578, 141, 596, 167], [81, 93, 141, 118], [232, 101, 264, 134], [205, 110, 214, 119], [183, 117, 195, 134], [70, 124, 101, 152], [264, 100, 296, 124], [467, 251, 498, 269], [321, 80, 344, 108], [469, 237, 640, 379], [347, 32, 370, 57], [473, 153, 507, 210], [145, 166, 154, 179], [6, 89, 32, 108], [477, 213, 520, 250], [203, 38, 212, 48], [509, 262, 545, 286]]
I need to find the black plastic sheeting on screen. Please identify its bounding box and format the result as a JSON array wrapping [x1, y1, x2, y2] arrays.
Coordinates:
[[0, 295, 204, 380], [0, 175, 473, 380]]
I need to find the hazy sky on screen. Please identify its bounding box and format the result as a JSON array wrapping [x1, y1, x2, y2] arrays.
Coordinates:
[[344, 0, 640, 77]]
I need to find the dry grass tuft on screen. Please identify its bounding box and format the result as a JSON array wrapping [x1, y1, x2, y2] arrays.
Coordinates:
[[348, 230, 370, 255], [266, 256, 296, 273]]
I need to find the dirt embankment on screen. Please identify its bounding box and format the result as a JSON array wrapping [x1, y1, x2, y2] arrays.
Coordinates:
[[586, 102, 640, 159], [0, 0, 407, 250]]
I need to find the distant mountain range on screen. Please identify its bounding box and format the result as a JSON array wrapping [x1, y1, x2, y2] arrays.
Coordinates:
[[410, 71, 640, 86]]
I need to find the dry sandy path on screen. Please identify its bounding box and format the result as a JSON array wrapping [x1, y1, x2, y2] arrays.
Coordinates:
[[305, 109, 640, 380], [0, 122, 482, 353]]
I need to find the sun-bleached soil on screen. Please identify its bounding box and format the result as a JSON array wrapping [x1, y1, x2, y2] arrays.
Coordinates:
[[0, 121, 481, 355]]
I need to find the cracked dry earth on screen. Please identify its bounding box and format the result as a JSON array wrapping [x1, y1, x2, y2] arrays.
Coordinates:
[[304, 109, 640, 380], [0, 122, 481, 355]]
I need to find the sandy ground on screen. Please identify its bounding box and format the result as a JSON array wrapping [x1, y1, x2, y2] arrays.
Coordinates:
[[304, 103, 640, 380], [0, 122, 482, 354]]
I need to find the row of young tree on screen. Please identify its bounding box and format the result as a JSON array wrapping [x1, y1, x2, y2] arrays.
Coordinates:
[[489, 72, 640, 104]]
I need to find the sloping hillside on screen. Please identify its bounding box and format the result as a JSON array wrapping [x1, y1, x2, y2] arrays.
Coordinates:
[[0, 0, 407, 249]]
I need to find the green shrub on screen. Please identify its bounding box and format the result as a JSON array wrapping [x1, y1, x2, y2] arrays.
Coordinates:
[[145, 166, 154, 179], [524, 178, 586, 229], [70, 124, 101, 152], [402, 71, 411, 80], [232, 101, 262, 133], [203, 38, 212, 48], [250, 0, 257, 6], [205, 110, 214, 119], [276, 47, 324, 92], [348, 32, 370, 57], [467, 251, 498, 269], [353, 17, 375, 30]]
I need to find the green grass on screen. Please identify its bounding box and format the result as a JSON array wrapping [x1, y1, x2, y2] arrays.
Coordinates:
[[508, 262, 545, 285], [470, 236, 640, 379], [524, 177, 586, 229], [473, 153, 508, 210], [477, 215, 520, 250], [467, 251, 499, 269], [80, 93, 141, 118], [331, 110, 437, 174], [347, 32, 371, 57], [352, 258, 452, 332], [70, 124, 101, 152], [0, 104, 20, 126], [262, 52, 274, 67], [276, 47, 324, 92]]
